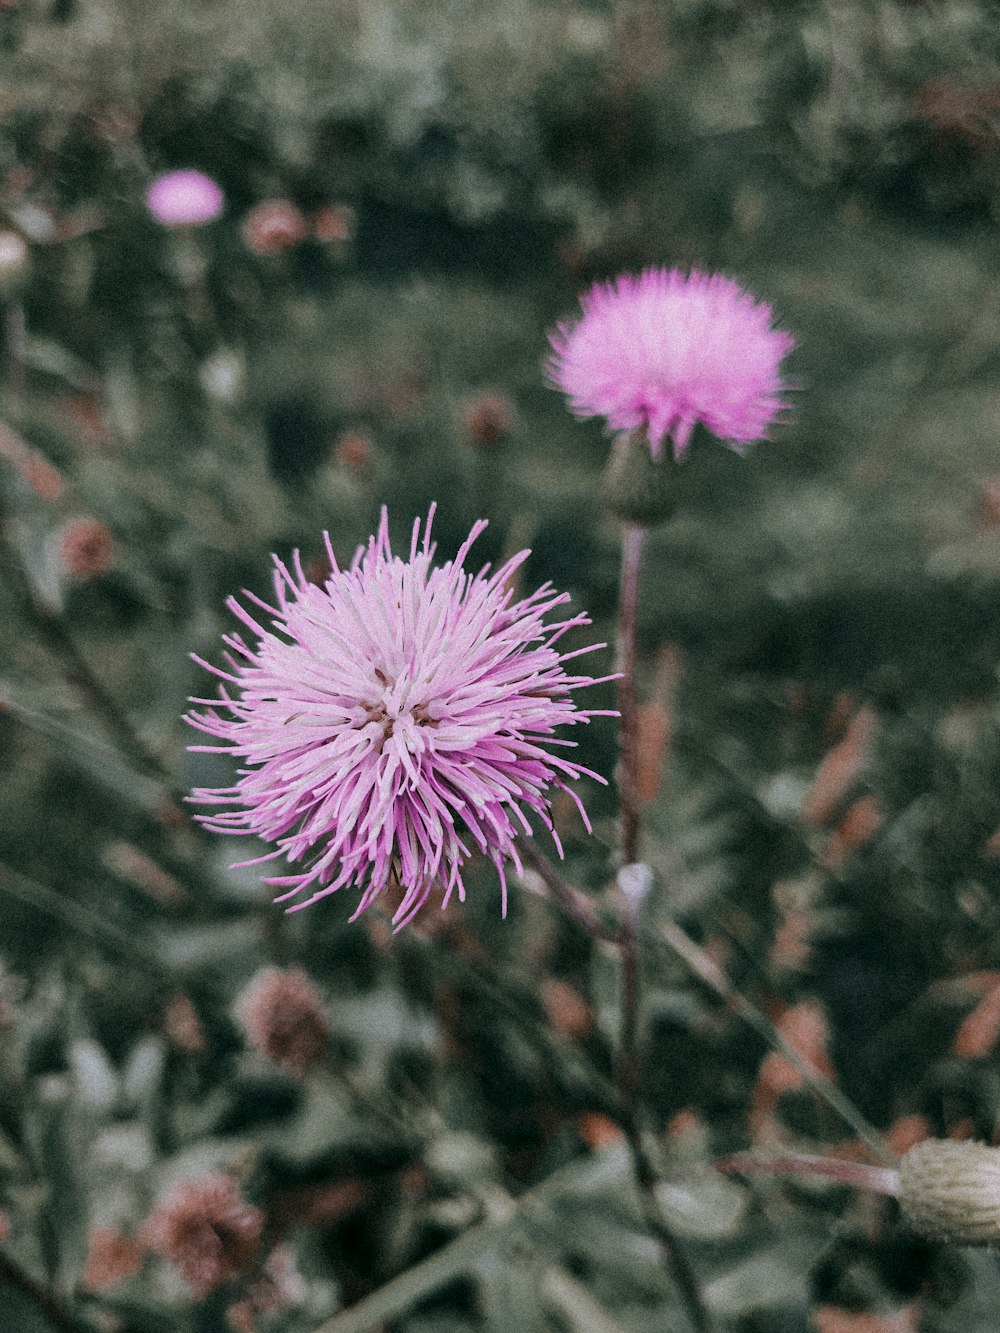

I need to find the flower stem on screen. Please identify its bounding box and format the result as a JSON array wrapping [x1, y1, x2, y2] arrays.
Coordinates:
[[517, 844, 710, 1331], [617, 889, 641, 1110], [717, 1152, 900, 1196], [517, 838, 620, 944], [617, 523, 645, 867]]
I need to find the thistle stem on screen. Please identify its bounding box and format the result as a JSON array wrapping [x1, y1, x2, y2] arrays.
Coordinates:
[[717, 1152, 900, 1196], [617, 523, 644, 867]]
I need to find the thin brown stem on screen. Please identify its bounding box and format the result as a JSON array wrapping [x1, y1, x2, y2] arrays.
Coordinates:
[[616, 523, 644, 866], [613, 528, 706, 1321], [517, 838, 620, 944], [623, 1127, 712, 1333], [617, 894, 640, 1109], [517, 846, 710, 1331]]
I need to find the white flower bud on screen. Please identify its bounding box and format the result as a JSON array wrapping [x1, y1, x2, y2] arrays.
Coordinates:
[[898, 1139, 1000, 1246]]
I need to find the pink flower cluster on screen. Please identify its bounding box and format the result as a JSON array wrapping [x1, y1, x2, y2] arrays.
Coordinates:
[[548, 267, 794, 459], [187, 508, 612, 928]]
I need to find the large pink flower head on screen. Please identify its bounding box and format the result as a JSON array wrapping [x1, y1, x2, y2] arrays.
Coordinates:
[[146, 170, 224, 227], [548, 267, 795, 459], [186, 508, 612, 928]]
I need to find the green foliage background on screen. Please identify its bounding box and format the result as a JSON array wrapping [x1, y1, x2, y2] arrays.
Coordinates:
[[3, 1, 1000, 1330]]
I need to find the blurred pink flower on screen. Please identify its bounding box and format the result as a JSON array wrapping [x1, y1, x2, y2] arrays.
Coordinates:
[[83, 1227, 143, 1291], [241, 199, 307, 255], [146, 170, 224, 227], [548, 267, 794, 459], [58, 517, 113, 580], [236, 967, 328, 1073], [142, 1174, 262, 1299], [187, 507, 612, 927]]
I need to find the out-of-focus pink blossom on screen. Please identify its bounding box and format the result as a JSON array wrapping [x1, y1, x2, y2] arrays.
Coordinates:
[[146, 170, 224, 227], [236, 966, 328, 1073], [58, 517, 113, 580], [548, 267, 794, 459], [241, 199, 307, 255], [83, 1227, 143, 1291], [142, 1174, 262, 1299], [186, 507, 613, 927], [312, 204, 356, 243]]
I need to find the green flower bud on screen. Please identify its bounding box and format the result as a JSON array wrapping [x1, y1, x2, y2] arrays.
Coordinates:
[[899, 1139, 1000, 1246], [602, 430, 678, 526]]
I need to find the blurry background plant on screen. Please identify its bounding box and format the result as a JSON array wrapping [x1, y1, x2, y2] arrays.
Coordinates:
[[3, 0, 1000, 1330]]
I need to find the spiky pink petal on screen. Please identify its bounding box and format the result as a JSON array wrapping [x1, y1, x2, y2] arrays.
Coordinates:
[[186, 509, 612, 927], [548, 267, 795, 459]]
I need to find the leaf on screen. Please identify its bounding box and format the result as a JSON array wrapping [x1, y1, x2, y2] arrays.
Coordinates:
[[654, 1167, 749, 1240], [703, 1246, 817, 1317]]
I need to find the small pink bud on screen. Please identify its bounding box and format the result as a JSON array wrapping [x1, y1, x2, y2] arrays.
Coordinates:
[[241, 199, 308, 255], [312, 204, 355, 244], [58, 517, 113, 580], [334, 429, 374, 473]]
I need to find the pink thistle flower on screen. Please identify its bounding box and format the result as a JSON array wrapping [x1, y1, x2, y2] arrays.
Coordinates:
[[142, 1174, 262, 1299], [548, 267, 795, 459], [186, 507, 613, 928], [146, 170, 224, 227], [236, 966, 328, 1073]]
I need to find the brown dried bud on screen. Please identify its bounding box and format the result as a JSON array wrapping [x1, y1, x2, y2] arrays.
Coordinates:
[[462, 392, 513, 448], [58, 517, 113, 580], [898, 1139, 1000, 1245], [142, 1174, 263, 1298], [236, 967, 328, 1074], [242, 200, 308, 256], [163, 991, 206, 1054]]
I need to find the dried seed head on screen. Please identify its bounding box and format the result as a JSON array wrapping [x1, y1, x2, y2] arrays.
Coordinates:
[[898, 1138, 1000, 1245]]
